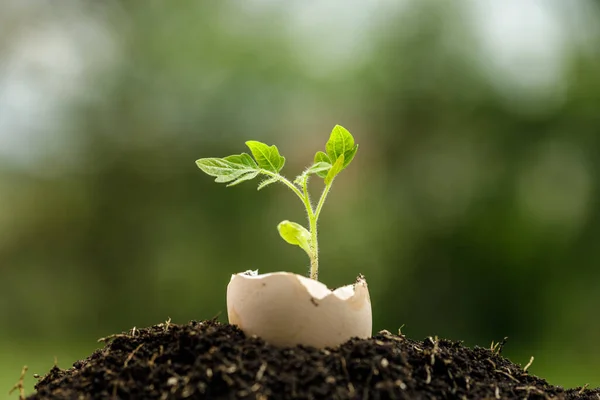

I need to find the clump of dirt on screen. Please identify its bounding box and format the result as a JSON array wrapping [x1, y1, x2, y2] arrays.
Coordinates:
[[27, 320, 597, 399]]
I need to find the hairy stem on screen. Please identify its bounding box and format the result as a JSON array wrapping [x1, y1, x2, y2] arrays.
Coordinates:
[[309, 211, 319, 280], [262, 170, 307, 207], [309, 182, 333, 280], [314, 182, 333, 221], [265, 170, 334, 281], [301, 176, 311, 214]]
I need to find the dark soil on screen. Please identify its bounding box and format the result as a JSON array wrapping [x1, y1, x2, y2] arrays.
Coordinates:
[[28, 320, 597, 400]]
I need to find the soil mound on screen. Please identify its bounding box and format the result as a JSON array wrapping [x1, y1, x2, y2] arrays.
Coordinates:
[[28, 320, 596, 399]]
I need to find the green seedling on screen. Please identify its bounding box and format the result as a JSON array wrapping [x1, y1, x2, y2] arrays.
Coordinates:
[[196, 125, 358, 281]]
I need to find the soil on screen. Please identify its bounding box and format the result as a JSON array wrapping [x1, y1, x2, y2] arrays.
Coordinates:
[[27, 319, 598, 400]]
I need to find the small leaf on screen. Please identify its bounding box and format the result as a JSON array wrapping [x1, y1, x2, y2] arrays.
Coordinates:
[[314, 152, 331, 178], [245, 141, 286, 173], [293, 161, 332, 186], [277, 220, 312, 255], [306, 161, 332, 175], [325, 125, 358, 169], [314, 151, 331, 164], [196, 156, 260, 185], [257, 176, 279, 191], [324, 154, 344, 185]]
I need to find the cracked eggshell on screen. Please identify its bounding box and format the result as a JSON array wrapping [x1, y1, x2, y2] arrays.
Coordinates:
[[227, 271, 372, 348]]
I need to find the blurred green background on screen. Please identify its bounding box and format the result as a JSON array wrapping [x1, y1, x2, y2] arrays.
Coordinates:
[[2, 0, 600, 396]]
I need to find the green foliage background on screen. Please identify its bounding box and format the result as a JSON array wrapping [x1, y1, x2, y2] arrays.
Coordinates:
[[1, 1, 599, 396]]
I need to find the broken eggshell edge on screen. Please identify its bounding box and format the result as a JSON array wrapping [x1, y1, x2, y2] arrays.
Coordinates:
[[227, 271, 372, 348]]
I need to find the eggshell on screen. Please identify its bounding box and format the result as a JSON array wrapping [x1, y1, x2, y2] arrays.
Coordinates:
[[227, 271, 372, 348]]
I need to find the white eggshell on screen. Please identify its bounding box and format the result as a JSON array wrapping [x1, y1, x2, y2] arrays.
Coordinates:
[[227, 271, 372, 348]]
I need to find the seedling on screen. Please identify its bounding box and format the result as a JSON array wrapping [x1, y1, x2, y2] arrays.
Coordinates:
[[196, 125, 358, 281]]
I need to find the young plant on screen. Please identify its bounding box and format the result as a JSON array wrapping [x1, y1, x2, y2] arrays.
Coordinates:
[[195, 125, 358, 281]]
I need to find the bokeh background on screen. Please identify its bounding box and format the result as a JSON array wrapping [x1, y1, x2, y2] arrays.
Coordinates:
[[2, 0, 600, 396]]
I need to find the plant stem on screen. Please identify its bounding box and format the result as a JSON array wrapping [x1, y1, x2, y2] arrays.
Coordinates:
[[314, 183, 333, 221], [301, 176, 311, 213], [308, 210, 318, 280], [300, 175, 319, 279], [262, 170, 307, 206], [264, 170, 332, 281]]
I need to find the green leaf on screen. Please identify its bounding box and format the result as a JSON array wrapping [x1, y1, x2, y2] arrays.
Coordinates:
[[277, 220, 312, 255], [306, 161, 332, 175], [245, 141, 286, 173], [314, 152, 331, 178], [314, 151, 331, 164], [341, 143, 358, 168], [226, 170, 260, 187], [325, 125, 358, 169], [257, 176, 279, 191], [196, 155, 261, 186], [324, 154, 344, 185], [224, 153, 257, 168]]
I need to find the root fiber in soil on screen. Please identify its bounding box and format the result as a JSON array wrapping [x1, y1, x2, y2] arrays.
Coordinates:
[[28, 320, 597, 399]]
